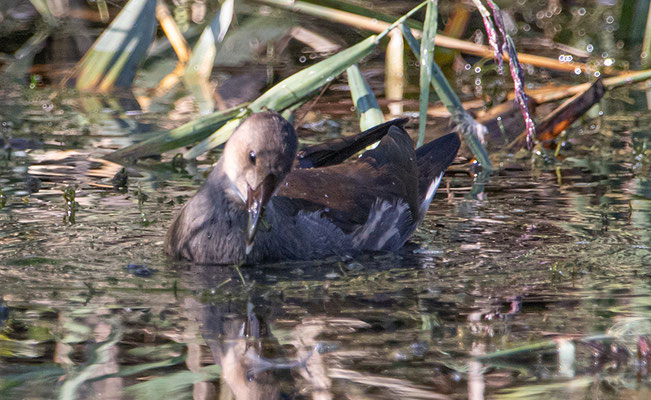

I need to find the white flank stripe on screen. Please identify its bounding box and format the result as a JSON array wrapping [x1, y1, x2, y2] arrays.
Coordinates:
[[420, 172, 444, 217]]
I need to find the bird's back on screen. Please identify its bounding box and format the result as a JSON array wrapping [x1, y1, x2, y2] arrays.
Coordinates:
[[247, 125, 428, 262]]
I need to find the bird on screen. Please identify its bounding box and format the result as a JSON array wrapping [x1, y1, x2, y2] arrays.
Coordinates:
[[165, 111, 460, 265]]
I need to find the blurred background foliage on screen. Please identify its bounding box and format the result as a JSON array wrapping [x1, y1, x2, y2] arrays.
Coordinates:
[[1, 0, 649, 166]]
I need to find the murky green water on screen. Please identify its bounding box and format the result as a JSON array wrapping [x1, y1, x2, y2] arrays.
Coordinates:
[[1, 1, 651, 399], [1, 83, 649, 399]]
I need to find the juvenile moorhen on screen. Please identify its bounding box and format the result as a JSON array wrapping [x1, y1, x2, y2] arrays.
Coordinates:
[[165, 111, 460, 264]]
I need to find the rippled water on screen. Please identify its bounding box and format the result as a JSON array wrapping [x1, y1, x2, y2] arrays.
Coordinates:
[[0, 79, 649, 399], [2, 0, 651, 398]]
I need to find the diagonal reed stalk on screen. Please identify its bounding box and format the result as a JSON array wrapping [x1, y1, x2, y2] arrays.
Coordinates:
[[105, 105, 246, 162], [181, 1, 429, 158], [401, 26, 493, 170], [156, 0, 190, 64], [183, 0, 234, 114], [108, 0, 496, 163], [106, 0, 651, 165], [256, 0, 621, 75], [487, 0, 536, 149], [28, 0, 58, 25], [152, 0, 190, 96]]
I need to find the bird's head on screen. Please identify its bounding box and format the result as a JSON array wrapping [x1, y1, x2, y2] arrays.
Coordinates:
[[220, 112, 298, 252]]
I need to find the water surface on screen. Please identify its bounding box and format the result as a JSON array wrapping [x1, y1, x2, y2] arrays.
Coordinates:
[[1, 1, 650, 399]]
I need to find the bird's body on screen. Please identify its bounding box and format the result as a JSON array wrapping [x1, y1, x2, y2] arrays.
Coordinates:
[[165, 112, 460, 264]]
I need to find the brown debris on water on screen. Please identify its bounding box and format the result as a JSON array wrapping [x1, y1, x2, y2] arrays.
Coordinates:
[[508, 78, 606, 151]]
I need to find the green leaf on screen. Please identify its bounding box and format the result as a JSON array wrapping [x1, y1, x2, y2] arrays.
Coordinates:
[[418, 0, 437, 147], [346, 64, 384, 131], [250, 35, 378, 112], [105, 105, 247, 162], [74, 0, 156, 92], [184, 116, 246, 159], [187, 35, 380, 156], [401, 25, 461, 114]]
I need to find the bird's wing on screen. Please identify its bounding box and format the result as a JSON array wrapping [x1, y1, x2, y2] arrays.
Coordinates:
[[275, 125, 418, 236], [296, 118, 409, 168]]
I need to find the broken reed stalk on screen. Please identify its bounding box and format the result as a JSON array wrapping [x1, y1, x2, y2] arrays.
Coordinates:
[[487, 0, 536, 149], [385, 29, 405, 116], [347, 64, 385, 131], [524, 69, 651, 104]]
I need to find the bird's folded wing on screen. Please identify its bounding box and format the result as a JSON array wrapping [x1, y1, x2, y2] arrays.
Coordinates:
[[277, 124, 418, 234]]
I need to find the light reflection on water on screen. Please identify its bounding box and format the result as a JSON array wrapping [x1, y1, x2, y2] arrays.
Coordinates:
[[0, 81, 649, 399]]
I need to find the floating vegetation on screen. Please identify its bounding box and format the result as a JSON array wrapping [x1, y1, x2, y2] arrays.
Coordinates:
[[111, 167, 128, 192], [62, 186, 79, 225], [137, 184, 149, 226]]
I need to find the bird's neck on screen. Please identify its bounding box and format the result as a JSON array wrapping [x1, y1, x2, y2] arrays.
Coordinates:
[[209, 159, 247, 205], [184, 162, 249, 264]]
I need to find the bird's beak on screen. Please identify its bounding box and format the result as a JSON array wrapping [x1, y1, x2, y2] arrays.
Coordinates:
[[245, 174, 277, 254]]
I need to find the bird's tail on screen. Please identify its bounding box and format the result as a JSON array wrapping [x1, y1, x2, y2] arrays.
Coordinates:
[[415, 133, 461, 220]]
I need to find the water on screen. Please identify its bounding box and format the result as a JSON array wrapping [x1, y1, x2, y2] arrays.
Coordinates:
[[1, 0, 651, 399], [0, 80, 648, 398]]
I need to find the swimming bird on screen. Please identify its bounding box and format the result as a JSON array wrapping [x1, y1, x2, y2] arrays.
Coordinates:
[[165, 111, 460, 264]]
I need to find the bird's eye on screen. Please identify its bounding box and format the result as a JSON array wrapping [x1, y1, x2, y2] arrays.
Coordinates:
[[249, 150, 256, 165]]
